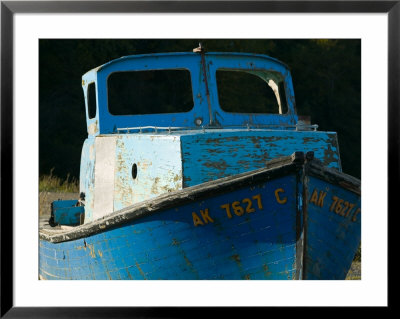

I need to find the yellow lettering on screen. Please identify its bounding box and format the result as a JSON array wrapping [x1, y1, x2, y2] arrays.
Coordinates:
[[330, 196, 339, 211], [220, 203, 232, 218], [345, 203, 355, 217], [200, 209, 214, 223], [275, 188, 287, 204], [310, 189, 319, 205], [252, 194, 263, 209], [335, 199, 344, 215], [192, 212, 204, 227], [341, 201, 349, 216], [317, 191, 327, 208], [352, 208, 361, 222], [242, 198, 255, 213], [232, 201, 244, 216]]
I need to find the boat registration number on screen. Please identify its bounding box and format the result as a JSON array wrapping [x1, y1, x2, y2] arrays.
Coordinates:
[[191, 188, 287, 227], [309, 188, 361, 222]]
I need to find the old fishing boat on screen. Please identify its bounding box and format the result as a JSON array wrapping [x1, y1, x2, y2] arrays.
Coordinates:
[[39, 46, 361, 280]]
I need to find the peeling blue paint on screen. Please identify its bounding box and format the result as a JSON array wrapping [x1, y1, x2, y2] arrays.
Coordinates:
[[180, 129, 341, 187], [40, 51, 360, 280], [81, 52, 298, 136], [41, 174, 298, 280]]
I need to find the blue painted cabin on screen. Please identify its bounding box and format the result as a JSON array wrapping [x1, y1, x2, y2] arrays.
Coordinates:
[[39, 48, 360, 280]]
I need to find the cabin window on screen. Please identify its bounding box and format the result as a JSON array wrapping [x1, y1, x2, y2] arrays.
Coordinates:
[[107, 69, 194, 115], [87, 82, 97, 119], [216, 70, 288, 114]]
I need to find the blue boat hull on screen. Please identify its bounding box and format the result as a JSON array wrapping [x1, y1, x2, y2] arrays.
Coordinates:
[[304, 175, 361, 279], [39, 153, 360, 280]]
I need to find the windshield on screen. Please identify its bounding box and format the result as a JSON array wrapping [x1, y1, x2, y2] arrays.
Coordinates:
[[107, 69, 194, 115], [216, 69, 288, 114]]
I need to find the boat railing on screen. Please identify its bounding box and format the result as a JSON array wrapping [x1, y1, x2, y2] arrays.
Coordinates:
[[115, 123, 319, 134]]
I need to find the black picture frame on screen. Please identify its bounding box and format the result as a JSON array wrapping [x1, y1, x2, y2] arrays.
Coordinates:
[[1, 1, 395, 317]]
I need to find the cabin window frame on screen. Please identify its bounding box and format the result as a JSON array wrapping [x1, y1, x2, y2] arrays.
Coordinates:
[[86, 81, 97, 120], [82, 53, 299, 135], [205, 53, 298, 127], [214, 68, 289, 116], [105, 68, 195, 117], [95, 54, 209, 134]]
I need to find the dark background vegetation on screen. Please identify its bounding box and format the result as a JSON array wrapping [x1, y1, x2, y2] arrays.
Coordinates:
[[39, 39, 361, 181]]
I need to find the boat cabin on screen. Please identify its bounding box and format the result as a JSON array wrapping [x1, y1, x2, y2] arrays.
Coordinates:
[[77, 49, 342, 224]]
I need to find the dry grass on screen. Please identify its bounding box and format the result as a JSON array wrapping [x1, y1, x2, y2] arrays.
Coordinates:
[[39, 168, 79, 193], [354, 245, 361, 262], [39, 170, 79, 216], [39, 191, 49, 216], [345, 261, 361, 280]]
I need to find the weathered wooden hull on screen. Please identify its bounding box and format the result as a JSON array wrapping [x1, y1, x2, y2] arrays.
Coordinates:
[[303, 165, 361, 279], [39, 153, 360, 280]]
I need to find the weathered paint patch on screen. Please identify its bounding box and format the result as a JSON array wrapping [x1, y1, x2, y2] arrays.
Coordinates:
[[87, 120, 99, 135], [304, 176, 361, 279], [93, 136, 117, 221], [113, 134, 183, 211], [41, 154, 360, 280], [181, 130, 341, 187], [79, 137, 96, 221], [52, 201, 84, 226], [40, 174, 298, 280]]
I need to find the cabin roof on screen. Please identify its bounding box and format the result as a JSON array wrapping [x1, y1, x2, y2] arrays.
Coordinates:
[[81, 51, 299, 136], [83, 52, 289, 78]]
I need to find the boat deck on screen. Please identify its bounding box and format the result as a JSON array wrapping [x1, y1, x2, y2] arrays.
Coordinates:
[[39, 214, 75, 233], [39, 214, 52, 229]]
